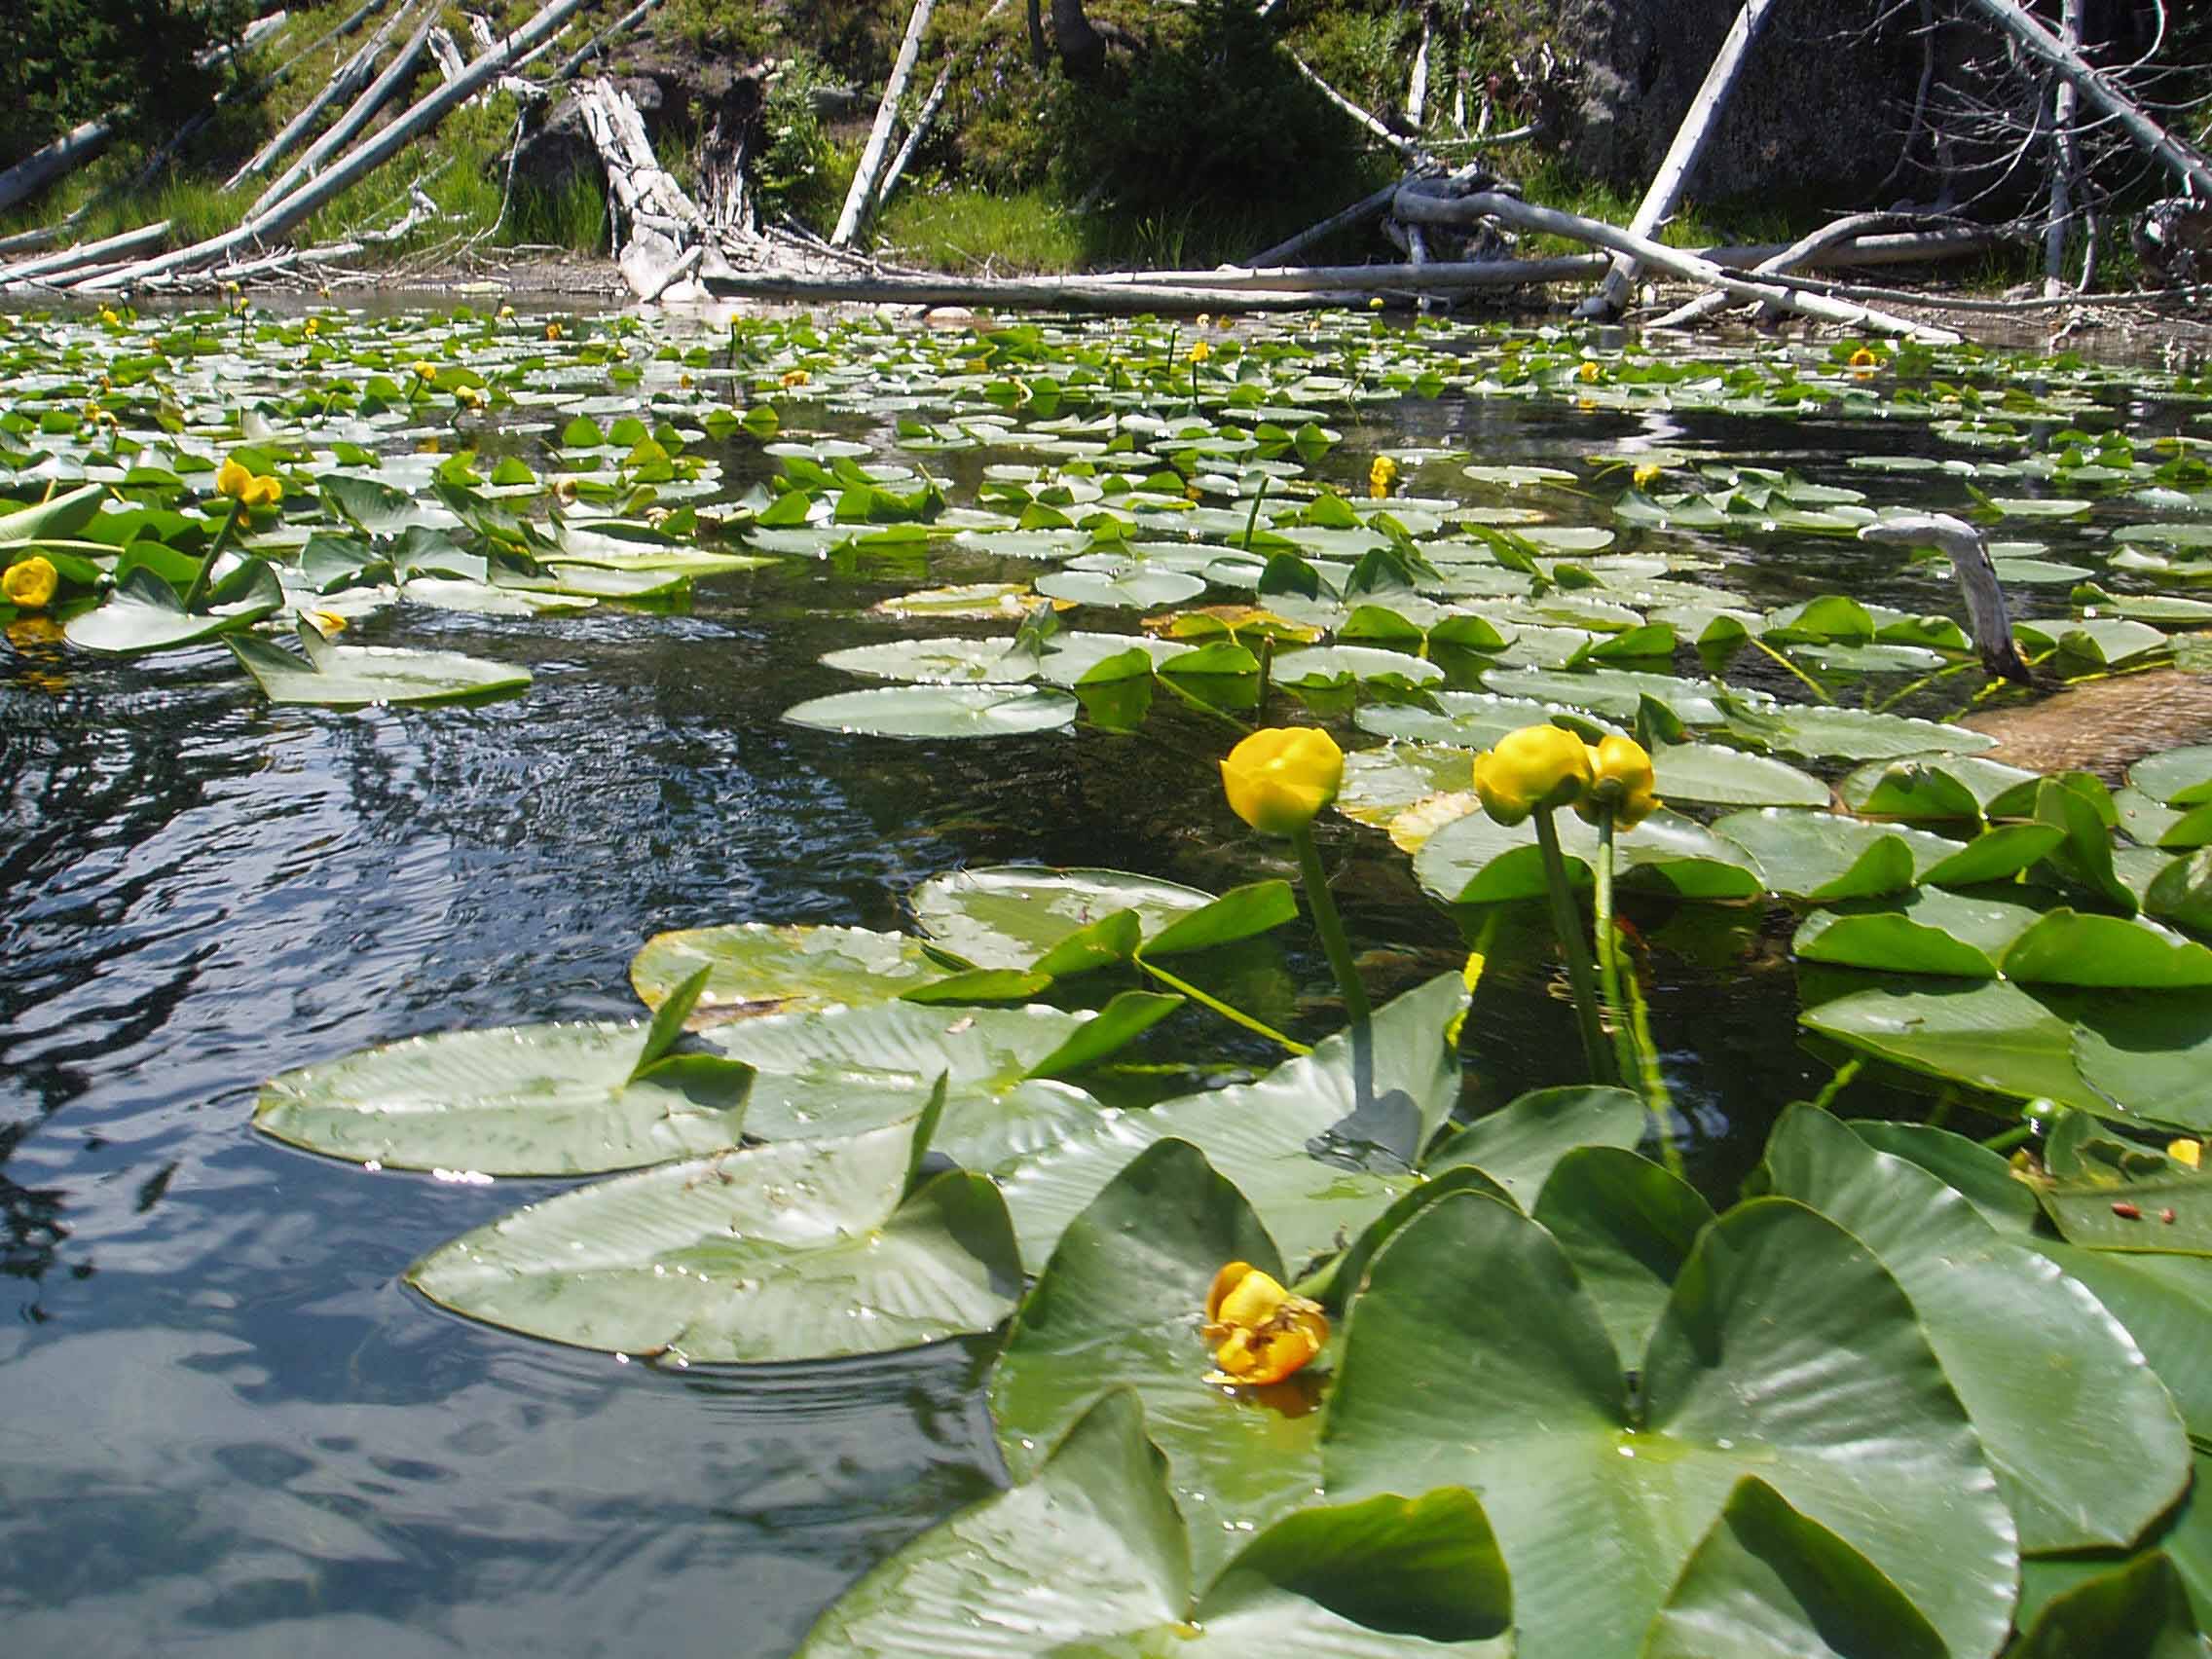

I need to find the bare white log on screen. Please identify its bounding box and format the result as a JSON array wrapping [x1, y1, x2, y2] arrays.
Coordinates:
[[548, 0, 662, 82], [1649, 211, 1922, 329], [1289, 53, 1419, 160], [1396, 187, 1963, 342], [80, 0, 596, 292], [2045, 0, 2084, 299], [195, 9, 289, 69], [0, 119, 118, 218], [0, 221, 173, 290], [1247, 181, 1401, 268], [832, 0, 938, 246], [1407, 14, 1431, 130], [878, 0, 1012, 216], [427, 27, 468, 82], [224, 14, 396, 190], [248, 16, 434, 217], [1582, 0, 1777, 319], [1965, 0, 2212, 200], [702, 269, 1381, 310], [1860, 515, 2030, 682]]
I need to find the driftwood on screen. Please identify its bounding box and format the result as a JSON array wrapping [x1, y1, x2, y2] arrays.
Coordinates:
[[1964, 0, 2212, 201], [1288, 53, 1421, 161], [1581, 0, 1776, 319], [548, 0, 661, 82], [79, 0, 595, 292], [1648, 211, 1924, 330], [700, 269, 1383, 311], [1247, 181, 1402, 270], [0, 120, 118, 218], [0, 221, 173, 292], [248, 16, 435, 217], [574, 76, 717, 300], [878, 0, 1013, 218], [831, 0, 937, 246], [224, 0, 416, 190], [2043, 0, 2083, 298], [1861, 516, 2030, 682], [1394, 186, 1963, 341]]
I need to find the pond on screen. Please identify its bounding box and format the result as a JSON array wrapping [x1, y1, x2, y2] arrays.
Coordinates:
[[5, 300, 2212, 1655]]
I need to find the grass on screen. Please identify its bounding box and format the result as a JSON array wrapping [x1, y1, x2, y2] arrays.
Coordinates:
[[874, 187, 1088, 276]]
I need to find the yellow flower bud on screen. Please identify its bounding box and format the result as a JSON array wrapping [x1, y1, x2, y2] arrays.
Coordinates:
[[545, 321, 564, 341], [1368, 455, 1399, 499], [1576, 733, 1660, 829], [1187, 340, 1211, 363], [1202, 1261, 1327, 1387], [780, 368, 810, 387], [3, 555, 59, 611], [1472, 723, 1593, 826], [2171, 1138, 2201, 1169], [1578, 360, 1602, 383], [1632, 461, 1663, 490], [412, 360, 437, 383], [215, 457, 254, 499], [1221, 725, 1344, 836]]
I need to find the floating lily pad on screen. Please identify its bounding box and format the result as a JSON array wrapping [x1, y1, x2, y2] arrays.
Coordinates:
[[782, 683, 1077, 739]]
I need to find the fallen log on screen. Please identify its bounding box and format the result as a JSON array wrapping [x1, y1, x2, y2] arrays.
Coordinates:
[[79, 0, 596, 292], [225, 0, 414, 189], [1247, 181, 1401, 270], [1648, 211, 1926, 330], [547, 0, 661, 82], [247, 15, 434, 218], [1963, 0, 2212, 201], [831, 0, 937, 246], [1581, 0, 1776, 319], [2045, 0, 2083, 298], [0, 119, 118, 218], [1393, 187, 1963, 342], [1288, 53, 1421, 161], [698, 269, 1384, 311], [0, 221, 173, 290], [573, 75, 716, 299]]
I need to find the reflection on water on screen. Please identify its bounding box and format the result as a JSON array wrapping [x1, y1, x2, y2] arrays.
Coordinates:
[[0, 324, 2037, 1654]]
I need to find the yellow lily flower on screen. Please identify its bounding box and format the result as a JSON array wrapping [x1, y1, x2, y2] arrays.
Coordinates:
[[3, 555, 59, 611], [780, 368, 811, 387], [2171, 1139, 2201, 1169], [1221, 725, 1344, 836], [1368, 455, 1400, 498], [1187, 340, 1211, 364], [216, 456, 283, 508], [303, 316, 319, 338], [411, 360, 438, 384], [1578, 360, 1602, 383], [1203, 1261, 1327, 1386], [1848, 346, 1881, 370], [1472, 723, 1593, 826], [1632, 461, 1663, 490], [1576, 733, 1661, 828], [545, 321, 564, 342]]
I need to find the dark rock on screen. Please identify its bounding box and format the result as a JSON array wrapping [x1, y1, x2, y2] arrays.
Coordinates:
[[1544, 0, 1925, 203], [2136, 197, 2212, 289]]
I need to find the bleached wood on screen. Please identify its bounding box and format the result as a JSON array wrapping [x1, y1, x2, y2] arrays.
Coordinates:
[[879, 0, 1012, 216], [832, 0, 937, 246], [1583, 0, 1777, 318], [0, 221, 173, 289], [0, 119, 117, 217], [248, 15, 434, 217]]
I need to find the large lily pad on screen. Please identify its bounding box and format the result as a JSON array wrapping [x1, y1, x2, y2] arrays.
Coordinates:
[[229, 625, 532, 707], [782, 683, 1078, 739], [1322, 1195, 2016, 1659], [407, 1116, 1021, 1362], [628, 921, 946, 1014]]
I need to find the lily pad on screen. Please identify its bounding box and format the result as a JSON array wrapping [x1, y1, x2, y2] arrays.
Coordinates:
[[782, 683, 1078, 739]]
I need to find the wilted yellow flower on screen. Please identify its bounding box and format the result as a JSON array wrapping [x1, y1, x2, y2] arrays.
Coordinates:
[[554, 478, 579, 503], [1368, 455, 1400, 498], [780, 368, 810, 387], [301, 608, 348, 637], [3, 555, 58, 610], [679, 372, 693, 389], [1578, 360, 1602, 383], [1576, 733, 1660, 829], [1472, 723, 1592, 826], [1203, 1261, 1327, 1386], [1195, 313, 1212, 329], [1187, 340, 1211, 364], [1221, 725, 1344, 836], [1632, 461, 1663, 490], [2171, 1139, 2201, 1169], [215, 456, 282, 508]]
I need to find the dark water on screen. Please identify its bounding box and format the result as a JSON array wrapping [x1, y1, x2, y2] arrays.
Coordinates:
[[0, 326, 2050, 1654]]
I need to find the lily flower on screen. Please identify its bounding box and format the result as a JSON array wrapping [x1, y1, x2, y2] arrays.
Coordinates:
[[215, 457, 283, 508], [1221, 726, 1343, 836], [1368, 455, 1400, 498], [1577, 734, 1660, 829], [3, 555, 58, 611], [1203, 1261, 1327, 1386], [1472, 724, 1593, 826]]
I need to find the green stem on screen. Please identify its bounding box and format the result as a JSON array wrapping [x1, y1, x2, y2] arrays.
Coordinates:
[[1872, 656, 1981, 715], [1599, 811, 1682, 1171], [1616, 940, 1683, 1177], [1592, 814, 1640, 1083], [1806, 1057, 1863, 1114], [1981, 1123, 2036, 1154], [1746, 635, 1833, 705], [1531, 808, 1612, 1084], [1238, 473, 1270, 551], [1136, 955, 1309, 1056], [179, 498, 244, 615], [1291, 822, 1370, 1025]]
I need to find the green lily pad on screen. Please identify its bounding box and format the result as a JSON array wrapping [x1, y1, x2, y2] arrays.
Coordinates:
[[628, 921, 945, 1014], [407, 1117, 1021, 1362], [229, 625, 532, 707], [782, 684, 1078, 739]]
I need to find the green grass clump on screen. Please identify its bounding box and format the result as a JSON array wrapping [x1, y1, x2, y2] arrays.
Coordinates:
[[875, 187, 1087, 275]]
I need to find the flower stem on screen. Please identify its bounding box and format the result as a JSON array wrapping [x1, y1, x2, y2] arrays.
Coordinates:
[[1531, 808, 1612, 1085], [1592, 813, 1639, 1081], [1596, 812, 1679, 1169], [1135, 955, 1310, 1056], [179, 498, 244, 615], [1746, 635, 1833, 705], [1291, 823, 1369, 1025]]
